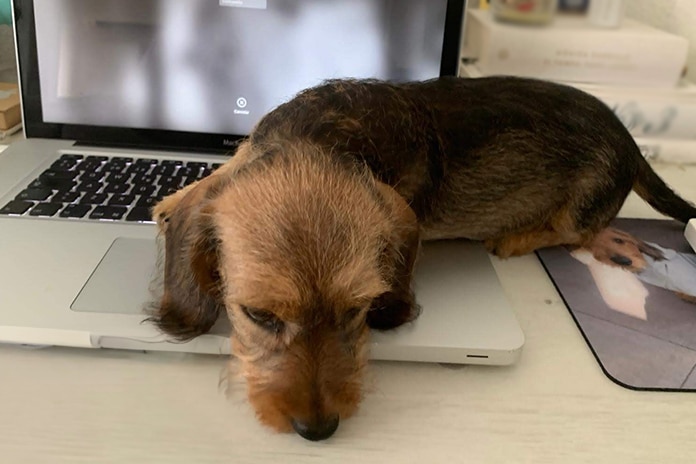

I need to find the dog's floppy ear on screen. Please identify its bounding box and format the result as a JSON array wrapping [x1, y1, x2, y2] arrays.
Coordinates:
[[367, 181, 422, 330], [638, 240, 666, 261], [150, 176, 229, 340]]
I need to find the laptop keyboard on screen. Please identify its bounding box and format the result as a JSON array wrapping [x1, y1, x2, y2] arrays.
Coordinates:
[[0, 153, 221, 223]]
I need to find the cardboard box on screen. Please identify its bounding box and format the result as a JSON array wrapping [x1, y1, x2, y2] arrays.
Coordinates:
[[0, 82, 21, 130], [462, 9, 689, 87]]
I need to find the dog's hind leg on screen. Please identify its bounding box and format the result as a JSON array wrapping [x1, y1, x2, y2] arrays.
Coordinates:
[[485, 229, 580, 258], [484, 208, 589, 258]]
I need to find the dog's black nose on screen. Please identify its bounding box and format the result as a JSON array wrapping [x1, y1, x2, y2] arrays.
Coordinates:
[[291, 414, 340, 441], [610, 255, 633, 266]]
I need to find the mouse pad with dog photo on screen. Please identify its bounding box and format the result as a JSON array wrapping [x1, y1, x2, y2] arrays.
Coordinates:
[[536, 218, 696, 391]]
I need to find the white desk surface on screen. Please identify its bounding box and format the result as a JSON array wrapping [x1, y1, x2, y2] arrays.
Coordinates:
[[1, 163, 696, 464]]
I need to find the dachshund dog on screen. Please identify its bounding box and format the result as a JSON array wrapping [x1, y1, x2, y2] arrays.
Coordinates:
[[151, 77, 696, 441]]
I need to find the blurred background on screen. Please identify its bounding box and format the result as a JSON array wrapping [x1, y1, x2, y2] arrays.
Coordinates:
[[627, 2, 696, 80], [1, 0, 696, 161], [462, 1, 696, 164], [470, 0, 696, 81], [0, 1, 14, 83], [1, 1, 695, 83]]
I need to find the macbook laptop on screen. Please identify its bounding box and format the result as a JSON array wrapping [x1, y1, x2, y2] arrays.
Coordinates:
[[0, 0, 524, 365]]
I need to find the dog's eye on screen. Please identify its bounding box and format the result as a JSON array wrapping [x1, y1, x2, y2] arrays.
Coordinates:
[[342, 307, 366, 327], [613, 238, 625, 244], [240, 306, 284, 333], [344, 307, 363, 322]]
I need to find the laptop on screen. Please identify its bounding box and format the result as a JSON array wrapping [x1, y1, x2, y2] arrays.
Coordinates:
[[0, 0, 524, 365]]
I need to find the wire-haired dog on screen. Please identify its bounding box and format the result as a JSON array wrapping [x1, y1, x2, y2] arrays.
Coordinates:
[[151, 77, 696, 441]]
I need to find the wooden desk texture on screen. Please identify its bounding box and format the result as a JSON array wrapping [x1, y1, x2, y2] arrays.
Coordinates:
[[1, 164, 695, 464]]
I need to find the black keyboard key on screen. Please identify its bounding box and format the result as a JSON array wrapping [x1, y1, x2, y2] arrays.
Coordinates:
[[106, 172, 130, 184], [60, 154, 84, 161], [161, 160, 183, 167], [54, 181, 78, 193], [16, 188, 52, 201], [150, 165, 176, 177], [77, 181, 103, 193], [40, 169, 80, 182], [40, 170, 80, 190], [132, 174, 157, 185], [60, 204, 91, 218], [80, 193, 108, 205], [29, 179, 77, 193], [158, 185, 179, 196], [80, 171, 105, 182], [136, 196, 160, 208], [89, 206, 127, 220], [100, 161, 127, 173], [211, 163, 222, 170], [177, 166, 196, 177], [28, 179, 48, 189], [103, 183, 130, 194], [53, 191, 80, 203], [125, 164, 151, 176], [86, 155, 109, 161], [199, 168, 212, 179], [186, 161, 209, 169], [157, 175, 183, 188], [0, 200, 33, 215], [125, 206, 153, 222], [131, 184, 157, 196], [75, 160, 103, 172], [111, 156, 133, 163], [182, 176, 198, 186], [108, 194, 135, 206], [29, 202, 62, 217], [135, 158, 158, 165], [45, 179, 78, 190], [50, 159, 78, 171]]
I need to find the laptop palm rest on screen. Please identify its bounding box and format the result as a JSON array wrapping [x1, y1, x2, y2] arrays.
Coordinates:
[[71, 237, 524, 363]]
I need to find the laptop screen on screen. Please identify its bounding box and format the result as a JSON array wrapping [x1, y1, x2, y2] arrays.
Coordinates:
[[15, 0, 465, 151]]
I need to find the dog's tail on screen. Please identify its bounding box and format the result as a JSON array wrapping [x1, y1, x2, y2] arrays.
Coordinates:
[[633, 155, 696, 224]]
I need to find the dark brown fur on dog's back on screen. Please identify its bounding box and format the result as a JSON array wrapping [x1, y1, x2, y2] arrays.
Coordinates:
[[253, 77, 696, 254]]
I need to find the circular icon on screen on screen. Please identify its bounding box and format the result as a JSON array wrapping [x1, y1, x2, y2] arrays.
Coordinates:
[[236, 97, 248, 109]]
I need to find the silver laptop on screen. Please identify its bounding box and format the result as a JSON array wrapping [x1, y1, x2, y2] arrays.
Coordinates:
[[0, 0, 524, 365]]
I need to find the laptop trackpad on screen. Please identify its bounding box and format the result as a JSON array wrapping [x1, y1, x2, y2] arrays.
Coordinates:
[[72, 237, 231, 336], [71, 237, 160, 315]]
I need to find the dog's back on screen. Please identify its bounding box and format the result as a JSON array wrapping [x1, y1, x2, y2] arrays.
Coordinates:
[[250, 79, 440, 217], [413, 77, 696, 229], [249, 77, 696, 251]]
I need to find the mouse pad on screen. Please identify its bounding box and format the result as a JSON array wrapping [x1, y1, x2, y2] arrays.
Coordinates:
[[536, 218, 696, 391]]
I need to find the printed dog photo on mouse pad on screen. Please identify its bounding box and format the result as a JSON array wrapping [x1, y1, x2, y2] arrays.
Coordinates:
[[537, 218, 696, 391]]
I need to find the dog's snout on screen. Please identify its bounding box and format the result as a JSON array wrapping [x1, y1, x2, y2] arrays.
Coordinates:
[[291, 414, 340, 441], [610, 255, 633, 267]]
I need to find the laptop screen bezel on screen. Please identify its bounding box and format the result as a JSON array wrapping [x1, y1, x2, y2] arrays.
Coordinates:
[[13, 0, 465, 153]]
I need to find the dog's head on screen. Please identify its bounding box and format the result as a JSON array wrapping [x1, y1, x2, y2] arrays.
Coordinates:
[[588, 227, 664, 273], [151, 142, 419, 441]]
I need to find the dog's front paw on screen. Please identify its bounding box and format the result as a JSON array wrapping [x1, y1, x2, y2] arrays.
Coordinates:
[[367, 291, 421, 331]]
